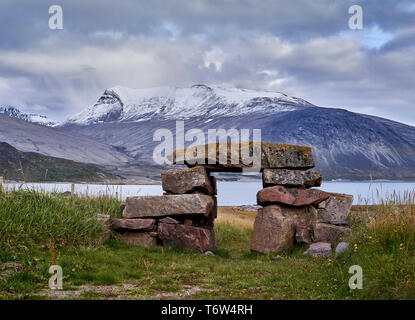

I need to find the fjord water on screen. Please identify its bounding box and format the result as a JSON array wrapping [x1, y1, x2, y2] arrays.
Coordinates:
[[4, 181, 415, 206], [218, 181, 415, 205]]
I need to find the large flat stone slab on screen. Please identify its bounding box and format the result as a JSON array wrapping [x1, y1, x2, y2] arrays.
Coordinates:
[[158, 223, 216, 252], [257, 185, 330, 207], [262, 169, 322, 188], [261, 143, 314, 169], [162, 166, 215, 195], [111, 218, 156, 231], [118, 232, 159, 247], [168, 142, 314, 171], [122, 194, 214, 218]]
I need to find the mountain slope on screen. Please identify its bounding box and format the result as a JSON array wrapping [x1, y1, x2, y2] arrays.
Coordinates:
[[0, 114, 130, 166], [0, 142, 118, 182], [61, 84, 415, 180], [0, 106, 59, 127]]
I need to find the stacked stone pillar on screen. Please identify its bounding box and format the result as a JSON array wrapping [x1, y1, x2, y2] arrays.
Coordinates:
[[251, 167, 353, 255], [250, 169, 328, 253], [111, 166, 217, 253]]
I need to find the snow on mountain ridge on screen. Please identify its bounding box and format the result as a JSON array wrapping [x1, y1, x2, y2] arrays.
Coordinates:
[[0, 106, 59, 127], [67, 84, 314, 125]]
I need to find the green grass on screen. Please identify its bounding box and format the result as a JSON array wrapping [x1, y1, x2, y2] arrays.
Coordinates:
[[0, 189, 415, 300], [0, 189, 121, 262]]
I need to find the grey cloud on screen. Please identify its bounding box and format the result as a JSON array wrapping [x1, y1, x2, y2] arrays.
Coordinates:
[[2, 0, 414, 49], [0, 0, 414, 125], [0, 0, 376, 48]]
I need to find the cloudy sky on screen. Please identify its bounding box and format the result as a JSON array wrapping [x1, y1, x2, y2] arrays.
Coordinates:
[[1, 0, 415, 124]]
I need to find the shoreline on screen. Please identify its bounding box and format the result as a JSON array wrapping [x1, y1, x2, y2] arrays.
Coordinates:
[[4, 179, 415, 185]]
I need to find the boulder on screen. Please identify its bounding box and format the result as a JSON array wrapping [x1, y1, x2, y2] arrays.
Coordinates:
[[317, 193, 353, 224], [168, 142, 314, 171], [111, 218, 156, 231], [250, 205, 296, 254], [335, 242, 350, 255], [118, 232, 159, 247], [313, 222, 351, 244], [257, 186, 330, 207], [96, 214, 111, 244], [303, 242, 332, 257], [162, 166, 215, 195], [158, 223, 216, 252], [122, 194, 214, 219], [250, 205, 318, 253], [262, 169, 322, 188]]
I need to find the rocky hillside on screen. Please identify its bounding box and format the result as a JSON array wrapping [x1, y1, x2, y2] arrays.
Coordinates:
[[0, 142, 118, 182], [0, 114, 130, 166]]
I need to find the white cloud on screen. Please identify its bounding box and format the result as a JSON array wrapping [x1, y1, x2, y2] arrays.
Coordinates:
[[203, 48, 226, 71]]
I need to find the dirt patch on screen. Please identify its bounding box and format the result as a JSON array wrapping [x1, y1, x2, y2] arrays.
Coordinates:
[[152, 285, 204, 299], [34, 284, 208, 300]]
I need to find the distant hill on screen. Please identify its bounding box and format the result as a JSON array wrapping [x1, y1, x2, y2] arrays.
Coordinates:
[[0, 114, 130, 166], [0, 142, 119, 182]]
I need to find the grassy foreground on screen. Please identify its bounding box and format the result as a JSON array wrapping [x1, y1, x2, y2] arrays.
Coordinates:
[[0, 189, 414, 300]]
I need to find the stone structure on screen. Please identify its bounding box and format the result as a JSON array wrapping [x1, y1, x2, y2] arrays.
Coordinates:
[[109, 142, 353, 255], [110, 165, 218, 253], [250, 146, 353, 255]]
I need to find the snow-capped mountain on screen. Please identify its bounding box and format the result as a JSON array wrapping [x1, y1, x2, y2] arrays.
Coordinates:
[[67, 84, 313, 124], [60, 84, 415, 180], [0, 106, 59, 127]]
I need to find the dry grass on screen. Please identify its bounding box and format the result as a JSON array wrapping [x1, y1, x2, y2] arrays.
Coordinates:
[[216, 206, 257, 230], [350, 190, 415, 232]]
